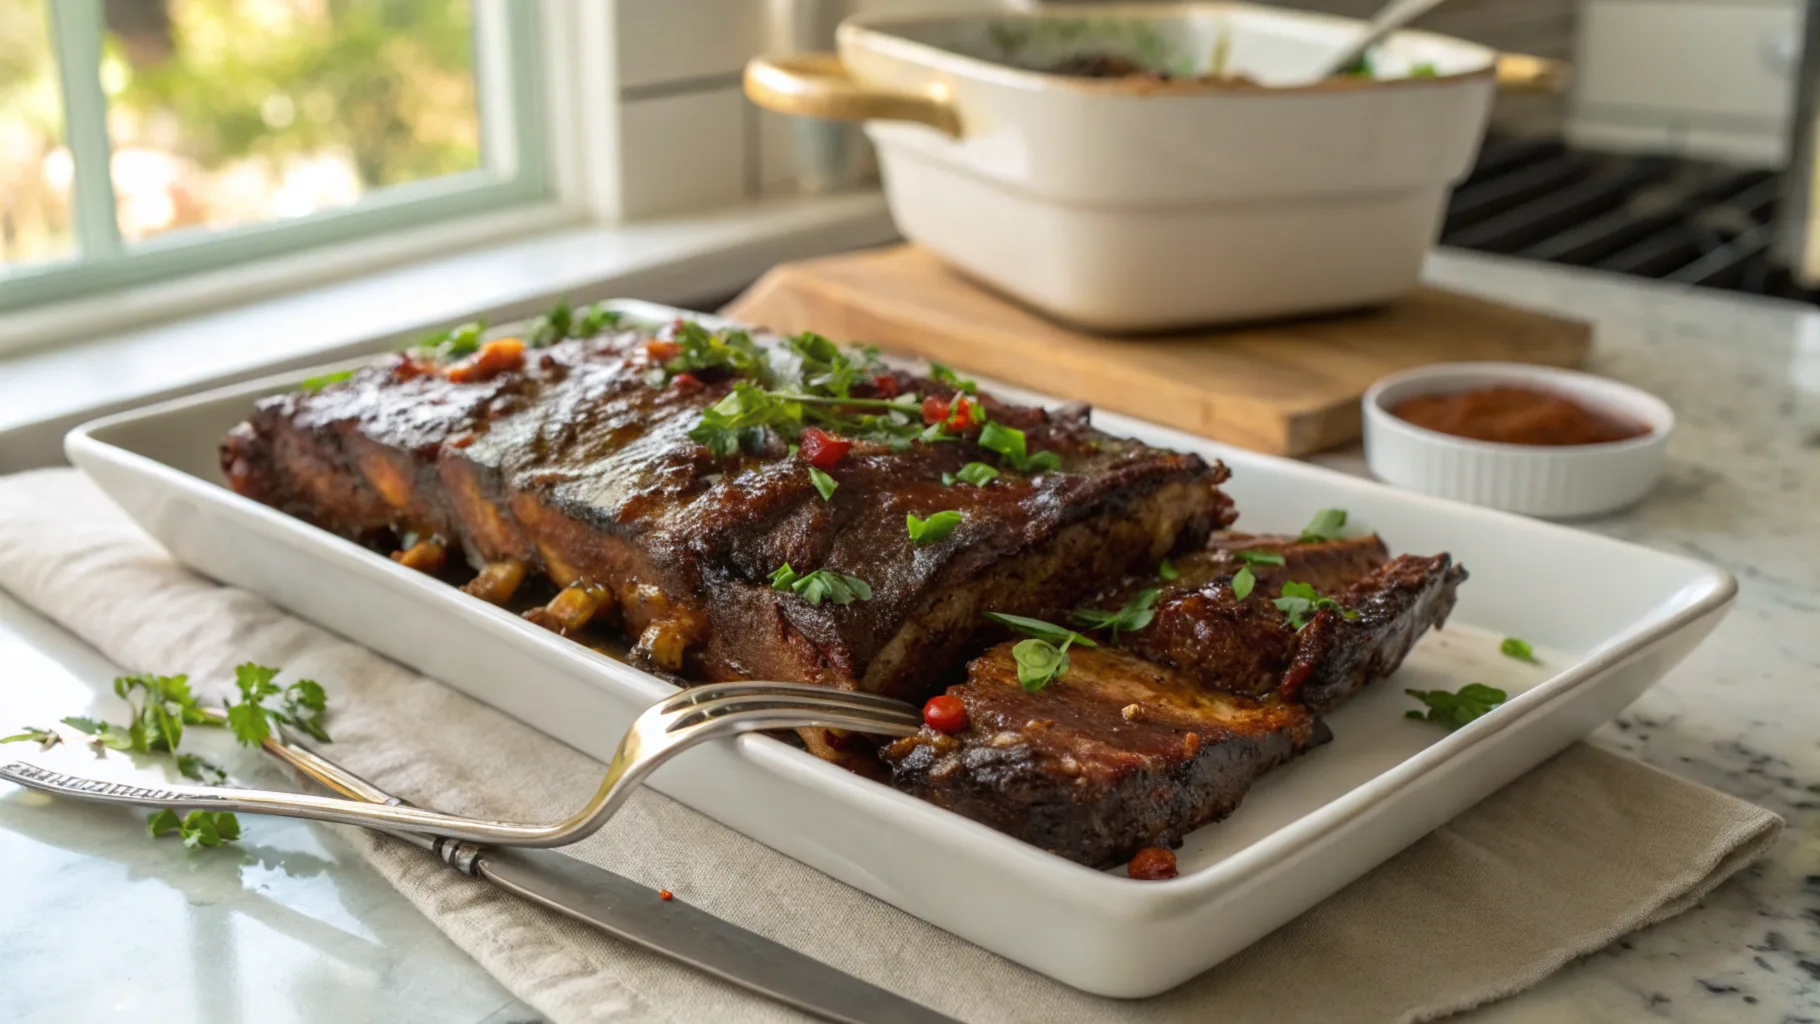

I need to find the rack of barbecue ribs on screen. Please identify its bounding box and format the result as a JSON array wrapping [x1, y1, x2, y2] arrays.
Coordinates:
[[222, 312, 1466, 869]]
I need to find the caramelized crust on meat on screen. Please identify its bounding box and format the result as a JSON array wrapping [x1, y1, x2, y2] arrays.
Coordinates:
[[221, 329, 1232, 701], [882, 645, 1325, 868]]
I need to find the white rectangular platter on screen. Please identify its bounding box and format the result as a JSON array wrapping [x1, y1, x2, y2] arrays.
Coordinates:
[[64, 301, 1735, 998]]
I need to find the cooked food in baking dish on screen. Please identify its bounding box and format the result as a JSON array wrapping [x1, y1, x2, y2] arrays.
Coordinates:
[[220, 309, 1465, 869]]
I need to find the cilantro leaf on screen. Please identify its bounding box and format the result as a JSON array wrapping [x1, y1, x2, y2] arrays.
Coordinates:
[[1271, 580, 1361, 630], [224, 663, 331, 746], [1158, 558, 1179, 581], [1070, 588, 1160, 641], [769, 565, 872, 606], [947, 462, 999, 487], [1297, 508, 1349, 543], [906, 510, 963, 545], [983, 612, 1098, 648], [1235, 549, 1287, 567], [1231, 566, 1256, 601], [929, 362, 977, 394], [1404, 683, 1508, 728], [1, 725, 59, 749], [1499, 637, 1538, 663], [298, 370, 354, 393], [807, 465, 839, 502]]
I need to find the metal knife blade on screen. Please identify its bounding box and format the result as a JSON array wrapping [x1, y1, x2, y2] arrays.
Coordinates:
[[477, 845, 959, 1024]]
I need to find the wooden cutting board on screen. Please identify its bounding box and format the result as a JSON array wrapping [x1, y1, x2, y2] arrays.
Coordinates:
[[723, 245, 1592, 456]]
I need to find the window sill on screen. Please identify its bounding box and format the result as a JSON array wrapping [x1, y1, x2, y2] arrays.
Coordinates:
[[0, 193, 897, 473]]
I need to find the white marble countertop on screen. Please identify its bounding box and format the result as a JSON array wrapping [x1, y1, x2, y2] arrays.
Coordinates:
[[2, 250, 1817, 1023]]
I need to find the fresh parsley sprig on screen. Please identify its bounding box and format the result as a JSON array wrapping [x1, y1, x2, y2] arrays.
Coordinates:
[[1272, 581, 1361, 630], [414, 320, 487, 361], [1405, 683, 1508, 728], [224, 663, 332, 747], [0, 725, 59, 749], [298, 370, 354, 393], [769, 564, 873, 606], [1070, 588, 1160, 642], [655, 322, 775, 387], [689, 385, 804, 458], [907, 511, 963, 545], [786, 332, 882, 398], [1228, 550, 1286, 602]]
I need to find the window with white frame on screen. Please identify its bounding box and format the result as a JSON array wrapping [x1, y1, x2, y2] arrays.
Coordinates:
[[0, 0, 546, 314]]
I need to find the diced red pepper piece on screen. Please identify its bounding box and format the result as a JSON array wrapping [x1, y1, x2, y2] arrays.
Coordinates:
[[871, 374, 900, 398], [446, 338, 526, 383], [645, 339, 682, 363], [946, 394, 980, 432], [798, 427, 853, 469], [921, 396, 951, 425], [671, 372, 702, 391], [922, 694, 968, 733]]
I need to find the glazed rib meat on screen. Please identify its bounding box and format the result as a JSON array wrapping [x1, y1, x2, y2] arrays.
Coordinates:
[[220, 326, 1233, 704], [882, 645, 1325, 868], [883, 536, 1464, 864]]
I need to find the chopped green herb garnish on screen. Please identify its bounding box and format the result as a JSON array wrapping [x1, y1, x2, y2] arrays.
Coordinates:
[[1231, 566, 1256, 601], [0, 725, 59, 749], [1070, 588, 1159, 641], [528, 298, 573, 347], [1272, 580, 1360, 630], [978, 422, 1062, 474], [148, 808, 241, 850], [1409, 62, 1439, 77], [786, 332, 880, 398], [1235, 549, 1287, 567], [983, 612, 1098, 648], [1158, 558, 1179, 581], [1404, 683, 1508, 728], [298, 370, 354, 393], [907, 510, 963, 545], [415, 320, 487, 361], [660, 322, 776, 387], [1010, 638, 1073, 692], [1499, 637, 1538, 663], [947, 462, 999, 487], [768, 564, 872, 606], [1297, 508, 1349, 543], [808, 465, 838, 502], [689, 385, 804, 458], [574, 303, 621, 338], [928, 362, 977, 394]]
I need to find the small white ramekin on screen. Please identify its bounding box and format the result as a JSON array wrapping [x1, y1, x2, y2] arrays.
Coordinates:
[[1362, 362, 1674, 519]]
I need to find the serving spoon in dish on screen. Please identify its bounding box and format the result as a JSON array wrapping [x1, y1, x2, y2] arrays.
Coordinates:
[[0, 680, 922, 848], [1303, 0, 1456, 81]]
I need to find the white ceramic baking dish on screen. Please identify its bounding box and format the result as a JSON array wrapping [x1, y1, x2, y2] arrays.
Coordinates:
[[64, 301, 1733, 998], [746, 4, 1562, 331]]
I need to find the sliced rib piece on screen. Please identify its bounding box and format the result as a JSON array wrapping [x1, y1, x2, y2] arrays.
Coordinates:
[[221, 328, 1232, 703], [882, 645, 1326, 869], [1110, 543, 1467, 714]]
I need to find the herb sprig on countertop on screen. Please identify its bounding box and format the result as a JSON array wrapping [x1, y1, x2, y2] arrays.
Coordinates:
[[7, 663, 334, 852], [1405, 684, 1508, 728], [984, 613, 1098, 691]]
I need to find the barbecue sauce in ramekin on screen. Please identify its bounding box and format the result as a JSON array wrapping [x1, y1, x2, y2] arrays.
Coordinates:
[[1389, 385, 1650, 447]]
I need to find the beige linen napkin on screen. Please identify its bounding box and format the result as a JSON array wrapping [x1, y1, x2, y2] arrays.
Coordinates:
[[0, 468, 1782, 1024]]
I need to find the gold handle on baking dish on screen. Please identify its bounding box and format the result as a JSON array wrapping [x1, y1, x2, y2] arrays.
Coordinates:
[[1496, 53, 1570, 94], [744, 53, 963, 138]]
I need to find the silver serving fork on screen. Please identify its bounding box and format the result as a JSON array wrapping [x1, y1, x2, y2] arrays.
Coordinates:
[[0, 681, 922, 848]]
